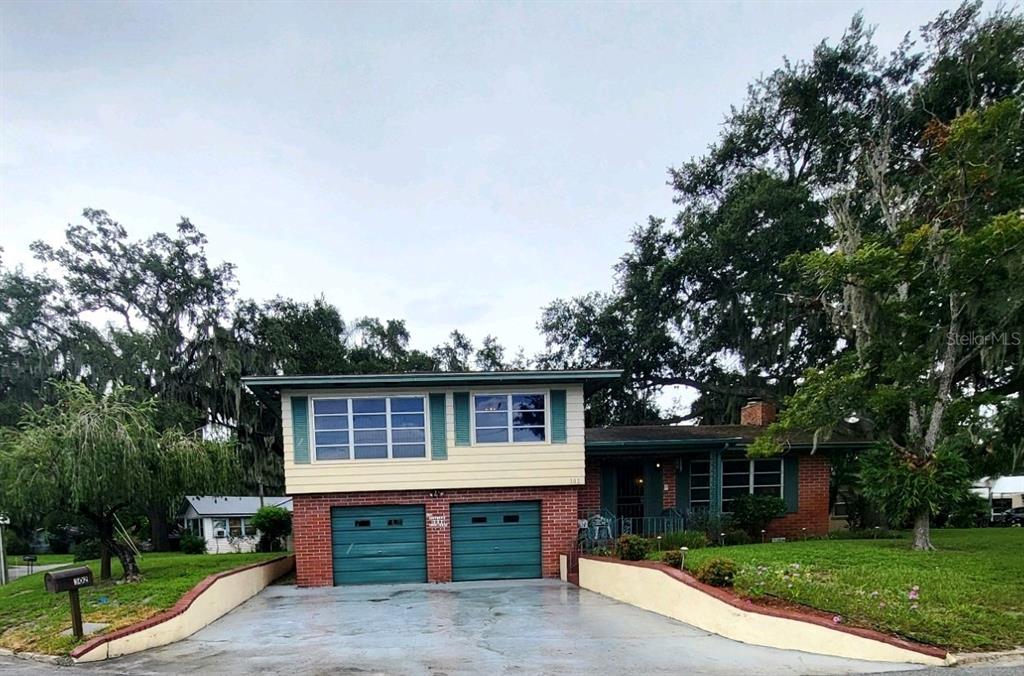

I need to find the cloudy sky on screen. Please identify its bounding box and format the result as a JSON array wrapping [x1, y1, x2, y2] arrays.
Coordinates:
[[2, 1, 958, 373]]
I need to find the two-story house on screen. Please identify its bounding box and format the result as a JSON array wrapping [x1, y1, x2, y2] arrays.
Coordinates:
[[244, 370, 851, 587]]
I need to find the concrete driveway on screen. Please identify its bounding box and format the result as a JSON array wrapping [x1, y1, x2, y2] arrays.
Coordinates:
[[2, 580, 928, 675]]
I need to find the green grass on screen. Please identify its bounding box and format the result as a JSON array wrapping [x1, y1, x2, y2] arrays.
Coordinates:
[[13, 554, 75, 566], [680, 529, 1024, 652], [0, 552, 279, 655]]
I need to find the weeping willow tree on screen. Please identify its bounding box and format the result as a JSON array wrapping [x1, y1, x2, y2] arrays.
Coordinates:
[[0, 383, 237, 580]]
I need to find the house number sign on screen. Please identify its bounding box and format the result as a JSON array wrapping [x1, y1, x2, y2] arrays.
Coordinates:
[[427, 514, 449, 529]]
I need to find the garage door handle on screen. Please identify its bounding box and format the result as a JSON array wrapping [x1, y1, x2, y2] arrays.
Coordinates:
[[493, 546, 500, 551], [377, 549, 384, 554]]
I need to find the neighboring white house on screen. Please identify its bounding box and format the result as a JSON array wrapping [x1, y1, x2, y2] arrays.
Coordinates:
[[971, 476, 1024, 515], [179, 495, 293, 554]]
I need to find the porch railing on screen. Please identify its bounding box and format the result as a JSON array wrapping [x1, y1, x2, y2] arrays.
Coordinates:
[[576, 509, 687, 551]]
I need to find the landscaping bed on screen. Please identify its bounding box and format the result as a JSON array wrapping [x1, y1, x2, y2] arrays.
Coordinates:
[[0, 552, 279, 656], [666, 529, 1024, 652]]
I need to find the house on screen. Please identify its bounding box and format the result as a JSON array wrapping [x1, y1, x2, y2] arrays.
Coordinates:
[[971, 475, 1024, 515], [242, 371, 852, 587], [180, 495, 293, 554]]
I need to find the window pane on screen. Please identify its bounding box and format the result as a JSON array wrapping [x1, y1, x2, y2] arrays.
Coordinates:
[[723, 459, 749, 474], [353, 429, 387, 444], [754, 459, 781, 472], [754, 472, 781, 485], [723, 473, 749, 487], [390, 397, 424, 413], [354, 445, 387, 459], [722, 486, 748, 499], [353, 414, 387, 429], [229, 518, 242, 537], [392, 428, 425, 443], [244, 519, 256, 536], [474, 395, 507, 412], [690, 488, 710, 501], [314, 414, 348, 431], [690, 474, 710, 488], [475, 412, 507, 428], [391, 413, 425, 428], [511, 394, 544, 411], [315, 430, 349, 446], [754, 485, 782, 497], [313, 399, 347, 415], [316, 445, 349, 460], [392, 444, 425, 458], [691, 461, 710, 475], [476, 428, 508, 443], [513, 427, 545, 442], [512, 411, 544, 426], [352, 398, 386, 414]]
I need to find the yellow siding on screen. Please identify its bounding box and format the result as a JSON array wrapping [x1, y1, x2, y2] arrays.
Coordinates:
[[281, 384, 585, 494]]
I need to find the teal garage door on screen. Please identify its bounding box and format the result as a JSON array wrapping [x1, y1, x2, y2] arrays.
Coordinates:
[[331, 505, 426, 585], [450, 501, 541, 581]]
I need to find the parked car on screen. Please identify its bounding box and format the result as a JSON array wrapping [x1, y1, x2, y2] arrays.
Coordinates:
[[996, 506, 1024, 526]]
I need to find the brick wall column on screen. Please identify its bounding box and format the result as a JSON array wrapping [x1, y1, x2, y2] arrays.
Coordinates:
[[426, 497, 451, 582], [766, 454, 831, 538], [579, 458, 601, 515], [293, 495, 333, 587], [662, 460, 676, 510]]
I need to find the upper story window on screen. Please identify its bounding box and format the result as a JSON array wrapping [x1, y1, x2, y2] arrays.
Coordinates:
[[312, 396, 426, 461], [474, 393, 546, 443]]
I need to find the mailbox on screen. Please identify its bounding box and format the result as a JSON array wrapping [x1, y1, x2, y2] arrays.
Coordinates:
[[22, 554, 37, 563], [44, 567, 94, 593]]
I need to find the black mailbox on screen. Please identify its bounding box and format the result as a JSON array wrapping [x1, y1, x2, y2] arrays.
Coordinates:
[[44, 567, 94, 593], [22, 554, 37, 563]]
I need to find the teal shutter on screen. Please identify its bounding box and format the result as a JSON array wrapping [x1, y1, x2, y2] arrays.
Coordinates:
[[783, 455, 800, 513], [429, 393, 447, 460], [453, 392, 471, 446], [709, 448, 723, 516], [676, 460, 690, 513], [291, 396, 310, 464], [600, 463, 617, 516], [643, 461, 663, 517], [550, 390, 567, 443]]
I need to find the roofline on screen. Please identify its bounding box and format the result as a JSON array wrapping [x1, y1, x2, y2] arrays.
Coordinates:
[[584, 438, 873, 455], [242, 369, 623, 401]]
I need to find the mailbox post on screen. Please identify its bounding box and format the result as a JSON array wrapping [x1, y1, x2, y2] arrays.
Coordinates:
[[44, 567, 94, 638]]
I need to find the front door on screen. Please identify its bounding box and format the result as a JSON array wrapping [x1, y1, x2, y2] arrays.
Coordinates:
[[616, 461, 645, 522]]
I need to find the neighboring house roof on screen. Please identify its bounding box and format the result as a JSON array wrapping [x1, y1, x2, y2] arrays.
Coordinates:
[[182, 495, 293, 517], [971, 476, 1024, 497], [585, 425, 870, 454], [242, 369, 622, 407]]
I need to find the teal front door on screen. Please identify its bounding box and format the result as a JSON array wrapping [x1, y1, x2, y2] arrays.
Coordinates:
[[450, 501, 541, 581], [331, 505, 427, 585]]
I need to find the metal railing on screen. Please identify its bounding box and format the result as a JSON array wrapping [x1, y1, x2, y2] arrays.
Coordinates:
[[577, 509, 687, 552]]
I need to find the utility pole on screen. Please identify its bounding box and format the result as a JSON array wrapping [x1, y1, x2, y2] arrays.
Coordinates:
[[0, 514, 10, 585]]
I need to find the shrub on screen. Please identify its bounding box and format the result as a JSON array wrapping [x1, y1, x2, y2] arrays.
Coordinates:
[[3, 529, 29, 555], [722, 529, 753, 546], [688, 508, 727, 538], [251, 505, 293, 551], [614, 534, 651, 561], [948, 494, 989, 528], [661, 550, 683, 568], [730, 494, 786, 537], [659, 530, 711, 550], [695, 557, 737, 587], [180, 531, 208, 554], [71, 538, 101, 562]]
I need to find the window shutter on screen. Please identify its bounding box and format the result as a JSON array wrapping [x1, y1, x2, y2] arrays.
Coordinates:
[[429, 393, 447, 460], [676, 460, 690, 513], [453, 392, 470, 446], [550, 389, 567, 443], [783, 455, 799, 513], [291, 396, 310, 464], [600, 463, 617, 516]]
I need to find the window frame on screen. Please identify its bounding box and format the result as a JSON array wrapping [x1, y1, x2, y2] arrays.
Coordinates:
[[309, 393, 431, 463], [470, 391, 549, 445], [688, 457, 784, 513]]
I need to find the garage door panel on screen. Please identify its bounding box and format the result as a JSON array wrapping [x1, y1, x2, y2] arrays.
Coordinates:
[[331, 505, 427, 585], [451, 501, 541, 582]]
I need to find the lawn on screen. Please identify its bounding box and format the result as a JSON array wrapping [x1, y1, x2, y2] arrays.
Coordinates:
[[15, 554, 74, 566], [679, 529, 1024, 652], [0, 552, 279, 655]]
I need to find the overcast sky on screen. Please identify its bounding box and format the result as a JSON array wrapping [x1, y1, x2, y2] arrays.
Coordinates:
[[2, 1, 959, 383]]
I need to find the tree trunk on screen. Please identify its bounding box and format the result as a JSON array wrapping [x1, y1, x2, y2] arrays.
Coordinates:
[[912, 510, 934, 551], [98, 519, 114, 580], [148, 506, 171, 552], [111, 542, 142, 582]]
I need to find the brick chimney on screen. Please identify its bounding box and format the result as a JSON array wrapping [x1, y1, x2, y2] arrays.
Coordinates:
[[740, 400, 777, 426]]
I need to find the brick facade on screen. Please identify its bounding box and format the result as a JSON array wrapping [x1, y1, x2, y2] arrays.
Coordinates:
[[579, 459, 601, 514], [292, 486, 578, 587], [662, 461, 677, 510], [765, 453, 831, 538]]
